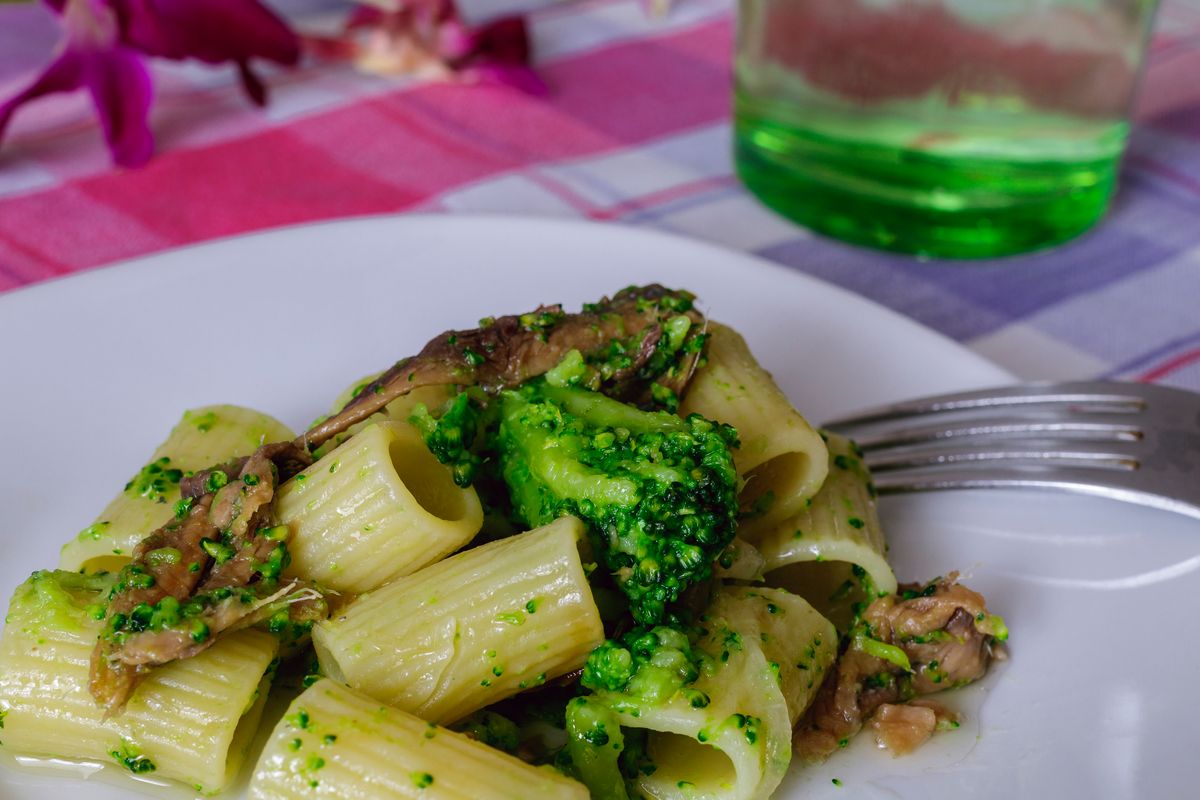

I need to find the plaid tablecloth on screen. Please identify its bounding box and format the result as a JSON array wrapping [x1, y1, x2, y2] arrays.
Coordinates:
[[2, 0, 1199, 390]]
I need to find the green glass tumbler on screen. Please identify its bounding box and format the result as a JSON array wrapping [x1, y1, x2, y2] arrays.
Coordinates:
[[734, 0, 1160, 258]]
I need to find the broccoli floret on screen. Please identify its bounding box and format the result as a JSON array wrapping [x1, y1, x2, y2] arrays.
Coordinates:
[[409, 391, 486, 487], [493, 382, 740, 625], [568, 627, 709, 799], [581, 626, 707, 707]]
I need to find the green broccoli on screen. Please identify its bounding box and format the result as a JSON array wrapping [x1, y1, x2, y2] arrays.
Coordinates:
[[565, 626, 710, 798], [493, 382, 740, 626], [581, 625, 708, 708], [408, 389, 491, 488]]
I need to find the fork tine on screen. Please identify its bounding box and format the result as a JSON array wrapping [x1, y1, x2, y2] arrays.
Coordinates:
[[871, 465, 1200, 521], [823, 381, 1146, 433], [851, 415, 1144, 450], [821, 381, 1200, 522], [864, 440, 1140, 472]]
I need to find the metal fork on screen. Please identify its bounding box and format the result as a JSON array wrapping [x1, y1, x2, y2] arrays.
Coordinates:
[[821, 381, 1200, 521]]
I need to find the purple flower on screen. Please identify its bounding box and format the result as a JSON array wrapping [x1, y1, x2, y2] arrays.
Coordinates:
[[1, 0, 300, 167], [309, 1, 544, 95]]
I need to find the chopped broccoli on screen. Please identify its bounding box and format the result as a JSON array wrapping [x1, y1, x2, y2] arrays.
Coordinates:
[[494, 382, 740, 625], [569, 627, 709, 799], [581, 625, 706, 706], [409, 390, 487, 487]]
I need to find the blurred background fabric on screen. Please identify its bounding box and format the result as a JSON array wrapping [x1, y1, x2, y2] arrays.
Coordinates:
[[1, 0, 1199, 389]]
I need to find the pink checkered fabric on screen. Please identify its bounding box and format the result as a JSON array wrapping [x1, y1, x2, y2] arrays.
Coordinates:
[[1, 0, 1200, 389]]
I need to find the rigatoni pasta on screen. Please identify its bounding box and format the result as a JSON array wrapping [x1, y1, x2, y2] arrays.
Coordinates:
[[707, 587, 838, 725], [680, 323, 829, 538], [59, 405, 294, 574], [0, 570, 278, 793], [589, 593, 794, 800], [0, 285, 1007, 800], [749, 432, 898, 602], [248, 679, 588, 800], [277, 421, 483, 593], [575, 586, 837, 800], [312, 516, 604, 723]]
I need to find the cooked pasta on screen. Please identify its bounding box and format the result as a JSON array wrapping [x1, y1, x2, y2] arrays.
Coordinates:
[[748, 432, 898, 608], [708, 586, 838, 725], [277, 421, 483, 593], [0, 570, 278, 793], [312, 516, 605, 723], [59, 405, 294, 574], [0, 286, 1007, 800], [587, 587, 803, 800], [248, 679, 588, 799], [679, 323, 829, 539]]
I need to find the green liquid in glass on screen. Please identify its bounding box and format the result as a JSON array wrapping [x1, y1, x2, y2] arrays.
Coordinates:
[[734, 87, 1129, 260]]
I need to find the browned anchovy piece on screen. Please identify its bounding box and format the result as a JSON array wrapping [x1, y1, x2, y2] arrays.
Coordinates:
[[90, 447, 316, 714], [179, 441, 312, 500], [299, 284, 705, 450], [793, 574, 1006, 762]]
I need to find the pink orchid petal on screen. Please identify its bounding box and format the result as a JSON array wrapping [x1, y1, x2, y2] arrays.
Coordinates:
[[309, 2, 543, 95], [302, 34, 359, 62], [236, 59, 266, 106], [117, 0, 300, 67], [0, 38, 154, 167], [345, 5, 385, 31], [443, 14, 533, 70], [7, 0, 309, 167], [0, 45, 86, 144], [438, 18, 475, 61], [471, 16, 532, 66], [80, 43, 154, 167]]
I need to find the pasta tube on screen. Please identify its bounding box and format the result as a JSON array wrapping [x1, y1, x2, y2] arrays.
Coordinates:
[[680, 323, 829, 539], [312, 516, 604, 724], [248, 679, 588, 800], [59, 405, 294, 574], [594, 597, 793, 800], [277, 421, 483, 593], [0, 570, 278, 794], [749, 432, 898, 606], [708, 586, 837, 724]]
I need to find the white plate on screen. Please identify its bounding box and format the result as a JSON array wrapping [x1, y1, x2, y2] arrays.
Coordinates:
[[0, 216, 1196, 799]]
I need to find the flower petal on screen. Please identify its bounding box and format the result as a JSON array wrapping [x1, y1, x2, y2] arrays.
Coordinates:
[[0, 35, 154, 167], [236, 59, 266, 107], [117, 0, 301, 67], [0, 46, 85, 145], [440, 15, 531, 66], [345, 4, 386, 31], [470, 16, 533, 66], [444, 14, 543, 95], [80, 43, 155, 167]]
